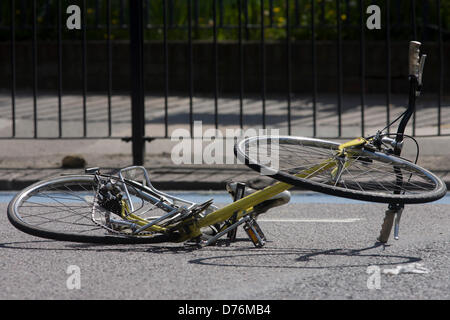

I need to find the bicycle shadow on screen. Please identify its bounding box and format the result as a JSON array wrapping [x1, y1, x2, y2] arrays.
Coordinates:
[[0, 235, 257, 254], [0, 239, 423, 270], [187, 242, 423, 270], [0, 239, 196, 254]]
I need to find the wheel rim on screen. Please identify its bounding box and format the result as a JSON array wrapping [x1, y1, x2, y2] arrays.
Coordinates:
[[235, 136, 446, 204], [8, 175, 171, 243], [11, 176, 102, 235]]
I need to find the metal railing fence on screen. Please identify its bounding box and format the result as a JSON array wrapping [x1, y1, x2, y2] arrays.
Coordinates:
[[0, 0, 448, 165]]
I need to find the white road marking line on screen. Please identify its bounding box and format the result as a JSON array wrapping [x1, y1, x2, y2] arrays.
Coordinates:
[[258, 218, 363, 223]]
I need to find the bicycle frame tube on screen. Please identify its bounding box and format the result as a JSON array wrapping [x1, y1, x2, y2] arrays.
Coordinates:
[[167, 41, 425, 241], [117, 140, 368, 238], [119, 137, 375, 239], [197, 159, 337, 229], [197, 181, 292, 228], [124, 152, 340, 236], [120, 201, 167, 233]]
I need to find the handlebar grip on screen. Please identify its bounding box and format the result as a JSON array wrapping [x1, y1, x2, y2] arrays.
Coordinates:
[[409, 41, 421, 78]]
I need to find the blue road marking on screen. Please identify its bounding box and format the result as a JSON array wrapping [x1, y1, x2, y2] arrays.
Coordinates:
[[1, 192, 450, 204], [168, 192, 450, 205]]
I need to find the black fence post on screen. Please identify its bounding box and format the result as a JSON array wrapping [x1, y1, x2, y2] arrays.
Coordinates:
[[129, 0, 146, 165]]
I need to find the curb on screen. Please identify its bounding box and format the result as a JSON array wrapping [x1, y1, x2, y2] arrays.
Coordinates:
[[1, 167, 449, 192], [0, 166, 253, 192], [0, 179, 230, 191]]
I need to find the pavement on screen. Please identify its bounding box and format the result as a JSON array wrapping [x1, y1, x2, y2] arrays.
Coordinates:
[[0, 135, 450, 191], [1, 201, 450, 299], [1, 96, 449, 301], [1, 102, 449, 300]]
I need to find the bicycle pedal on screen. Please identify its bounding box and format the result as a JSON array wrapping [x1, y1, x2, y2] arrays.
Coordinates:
[[244, 218, 266, 248], [203, 215, 250, 246]]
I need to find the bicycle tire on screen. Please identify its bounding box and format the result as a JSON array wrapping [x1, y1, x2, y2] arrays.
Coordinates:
[[234, 136, 447, 204], [7, 175, 177, 244]]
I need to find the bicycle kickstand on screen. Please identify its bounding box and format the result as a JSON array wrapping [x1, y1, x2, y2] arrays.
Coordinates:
[[377, 203, 404, 243]]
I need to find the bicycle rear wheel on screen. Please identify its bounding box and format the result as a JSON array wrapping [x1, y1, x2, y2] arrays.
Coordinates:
[[235, 136, 446, 204], [7, 175, 175, 244]]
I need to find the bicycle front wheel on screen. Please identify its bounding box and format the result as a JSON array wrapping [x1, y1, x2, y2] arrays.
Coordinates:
[[235, 136, 446, 204], [7, 175, 175, 244]]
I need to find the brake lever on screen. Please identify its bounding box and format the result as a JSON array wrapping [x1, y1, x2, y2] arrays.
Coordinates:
[[417, 54, 427, 95]]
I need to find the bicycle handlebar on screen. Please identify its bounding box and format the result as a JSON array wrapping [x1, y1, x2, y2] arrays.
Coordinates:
[[377, 42, 423, 242], [394, 41, 426, 152]]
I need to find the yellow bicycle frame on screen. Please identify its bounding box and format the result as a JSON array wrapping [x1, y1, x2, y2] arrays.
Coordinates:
[[120, 137, 368, 242]]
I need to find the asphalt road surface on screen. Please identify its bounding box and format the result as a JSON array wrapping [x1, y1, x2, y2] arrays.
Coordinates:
[[1, 193, 449, 300]]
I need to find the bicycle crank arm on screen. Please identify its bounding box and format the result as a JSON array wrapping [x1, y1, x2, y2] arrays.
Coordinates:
[[202, 215, 251, 247]]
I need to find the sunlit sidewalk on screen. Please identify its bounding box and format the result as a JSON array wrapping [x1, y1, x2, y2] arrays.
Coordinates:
[[1, 92, 449, 139]]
